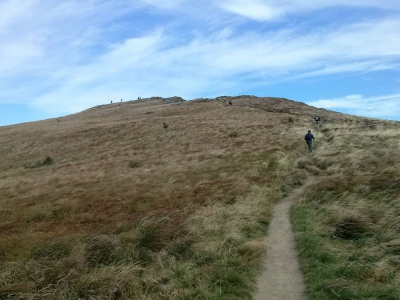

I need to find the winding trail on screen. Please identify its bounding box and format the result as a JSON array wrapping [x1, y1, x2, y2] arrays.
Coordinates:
[[253, 183, 311, 300]]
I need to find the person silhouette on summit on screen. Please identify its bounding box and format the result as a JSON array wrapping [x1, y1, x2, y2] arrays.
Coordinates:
[[304, 130, 315, 153]]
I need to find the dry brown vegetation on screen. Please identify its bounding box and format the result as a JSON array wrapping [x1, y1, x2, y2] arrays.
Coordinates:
[[0, 95, 398, 299]]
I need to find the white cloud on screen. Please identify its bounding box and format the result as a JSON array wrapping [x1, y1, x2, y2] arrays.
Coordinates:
[[220, 0, 277, 21], [26, 15, 400, 114], [0, 0, 399, 123], [0, 0, 38, 32], [307, 94, 400, 118], [141, 0, 186, 9], [0, 41, 43, 74], [218, 0, 400, 21]]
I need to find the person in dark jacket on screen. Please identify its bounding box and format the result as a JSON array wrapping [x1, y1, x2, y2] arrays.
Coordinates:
[[315, 115, 320, 127], [304, 130, 315, 152]]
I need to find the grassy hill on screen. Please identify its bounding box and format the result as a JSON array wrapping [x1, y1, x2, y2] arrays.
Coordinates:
[[0, 96, 399, 299]]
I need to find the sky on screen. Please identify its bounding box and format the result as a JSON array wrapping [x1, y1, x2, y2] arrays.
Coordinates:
[[1, 0, 400, 126]]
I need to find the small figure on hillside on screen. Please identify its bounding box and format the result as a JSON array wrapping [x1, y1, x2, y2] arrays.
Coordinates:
[[228, 100, 232, 106], [121, 99, 122, 102], [315, 115, 320, 127], [111, 100, 113, 104], [163, 123, 168, 129], [304, 130, 315, 153]]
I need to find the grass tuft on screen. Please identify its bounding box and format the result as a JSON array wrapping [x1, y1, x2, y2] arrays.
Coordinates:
[[84, 235, 118, 266], [30, 241, 72, 260], [334, 214, 373, 240], [237, 240, 267, 263]]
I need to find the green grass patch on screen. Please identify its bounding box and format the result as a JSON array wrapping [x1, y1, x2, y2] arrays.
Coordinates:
[[291, 202, 400, 300]]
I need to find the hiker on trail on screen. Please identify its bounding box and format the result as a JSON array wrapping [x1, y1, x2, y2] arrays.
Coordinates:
[[315, 115, 320, 127], [304, 130, 315, 153], [229, 100, 232, 106]]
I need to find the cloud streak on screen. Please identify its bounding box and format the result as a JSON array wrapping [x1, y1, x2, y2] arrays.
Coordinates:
[[0, 0, 399, 123], [307, 94, 400, 119], [218, 0, 400, 21], [30, 16, 400, 113]]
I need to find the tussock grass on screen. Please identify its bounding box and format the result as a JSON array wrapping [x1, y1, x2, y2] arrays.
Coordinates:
[[0, 97, 299, 299], [1, 96, 399, 299], [291, 120, 400, 299]]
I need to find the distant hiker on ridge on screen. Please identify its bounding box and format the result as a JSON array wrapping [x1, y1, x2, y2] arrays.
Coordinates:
[[315, 115, 320, 127], [229, 100, 232, 106], [304, 130, 315, 153]]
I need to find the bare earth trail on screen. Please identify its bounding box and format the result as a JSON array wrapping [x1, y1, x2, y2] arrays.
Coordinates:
[[253, 182, 313, 300]]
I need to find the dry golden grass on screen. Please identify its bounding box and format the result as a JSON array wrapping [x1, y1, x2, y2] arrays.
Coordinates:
[[0, 96, 310, 299], [1, 95, 398, 299]]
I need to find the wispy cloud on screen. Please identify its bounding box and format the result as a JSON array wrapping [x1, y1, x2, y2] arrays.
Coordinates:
[[0, 0, 399, 123], [218, 0, 400, 21], [219, 0, 277, 21], [307, 94, 400, 119], [142, 0, 186, 9], [0, 0, 38, 32], [28, 15, 400, 114]]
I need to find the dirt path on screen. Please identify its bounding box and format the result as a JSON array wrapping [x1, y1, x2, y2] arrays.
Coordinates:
[[253, 184, 310, 300]]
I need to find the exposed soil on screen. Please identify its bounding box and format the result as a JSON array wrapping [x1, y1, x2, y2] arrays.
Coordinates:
[[253, 183, 311, 300]]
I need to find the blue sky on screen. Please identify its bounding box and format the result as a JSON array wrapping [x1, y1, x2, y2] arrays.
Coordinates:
[[1, 0, 400, 126]]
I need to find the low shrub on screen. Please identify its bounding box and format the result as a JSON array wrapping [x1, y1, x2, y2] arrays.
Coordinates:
[[128, 160, 140, 168], [228, 131, 239, 138], [24, 156, 54, 169]]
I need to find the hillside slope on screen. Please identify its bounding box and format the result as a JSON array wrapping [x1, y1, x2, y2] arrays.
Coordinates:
[[0, 96, 399, 299]]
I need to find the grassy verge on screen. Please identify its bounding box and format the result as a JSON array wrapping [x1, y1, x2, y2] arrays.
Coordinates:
[[291, 121, 400, 300], [291, 202, 400, 300]]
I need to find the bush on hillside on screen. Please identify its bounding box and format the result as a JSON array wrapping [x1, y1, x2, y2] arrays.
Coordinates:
[[228, 131, 239, 138], [128, 160, 140, 168], [24, 156, 54, 169]]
